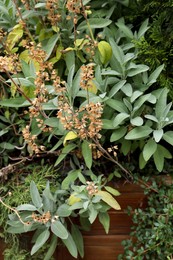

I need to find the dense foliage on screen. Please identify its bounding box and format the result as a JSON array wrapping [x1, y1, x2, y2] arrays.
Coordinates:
[[0, 0, 173, 259], [120, 0, 173, 99], [118, 176, 173, 259]]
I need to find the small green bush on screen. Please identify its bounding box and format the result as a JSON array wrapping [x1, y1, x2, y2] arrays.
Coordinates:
[[118, 176, 173, 259]]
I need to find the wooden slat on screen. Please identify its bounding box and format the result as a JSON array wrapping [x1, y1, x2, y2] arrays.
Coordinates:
[[54, 235, 129, 260]]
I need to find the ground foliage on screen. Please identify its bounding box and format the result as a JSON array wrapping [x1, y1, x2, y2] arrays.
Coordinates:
[[118, 176, 173, 259]]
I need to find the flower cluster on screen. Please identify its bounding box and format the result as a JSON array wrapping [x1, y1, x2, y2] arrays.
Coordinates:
[[0, 28, 6, 42], [80, 64, 94, 89], [51, 70, 66, 93], [36, 118, 53, 133], [86, 181, 98, 196], [57, 101, 103, 139], [84, 35, 98, 61], [32, 211, 51, 224], [89, 143, 103, 159], [25, 42, 48, 68], [46, 0, 61, 26], [21, 0, 30, 10], [66, 0, 81, 14], [0, 54, 21, 73], [22, 125, 45, 154], [107, 145, 118, 157]]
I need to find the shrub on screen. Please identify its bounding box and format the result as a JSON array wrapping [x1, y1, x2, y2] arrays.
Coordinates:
[[118, 176, 173, 259]]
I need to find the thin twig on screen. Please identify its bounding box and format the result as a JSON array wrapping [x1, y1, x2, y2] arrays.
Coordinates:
[[0, 198, 28, 225]]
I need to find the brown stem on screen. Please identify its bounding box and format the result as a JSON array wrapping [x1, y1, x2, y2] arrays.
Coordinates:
[[93, 138, 133, 180], [12, 0, 35, 42], [0, 197, 29, 225], [80, 0, 95, 43]]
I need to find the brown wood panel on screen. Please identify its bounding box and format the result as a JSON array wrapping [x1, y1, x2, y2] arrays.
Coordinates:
[[54, 235, 129, 260], [82, 212, 132, 235]]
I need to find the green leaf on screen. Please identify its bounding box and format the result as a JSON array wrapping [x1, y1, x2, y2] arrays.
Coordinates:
[[110, 126, 127, 142], [6, 24, 23, 50], [121, 83, 132, 97], [0, 129, 8, 137], [106, 99, 128, 113], [78, 18, 112, 30], [82, 140, 92, 169], [153, 144, 172, 172], [7, 225, 25, 234], [44, 235, 57, 260], [0, 142, 14, 149], [113, 113, 129, 128], [97, 190, 121, 210], [145, 115, 158, 123], [31, 229, 50, 255], [30, 181, 42, 209], [16, 204, 38, 211], [71, 225, 84, 258], [89, 206, 98, 223], [63, 131, 78, 146], [50, 139, 63, 152], [57, 204, 71, 217], [51, 220, 68, 239], [69, 201, 83, 210], [116, 19, 133, 39], [153, 146, 164, 172], [61, 170, 80, 190], [125, 126, 152, 140], [130, 117, 143, 126], [127, 64, 149, 77], [153, 129, 164, 142], [54, 143, 77, 166], [139, 152, 147, 169], [109, 80, 126, 98], [109, 38, 124, 65], [102, 119, 114, 129], [143, 139, 157, 161], [0, 97, 30, 107], [21, 85, 35, 98], [163, 131, 173, 146], [121, 139, 131, 155], [104, 186, 120, 196], [67, 64, 75, 91], [155, 88, 168, 119], [98, 212, 110, 234], [148, 64, 164, 85], [98, 41, 112, 64], [64, 51, 75, 72], [44, 117, 59, 127], [123, 98, 132, 112], [43, 182, 55, 202], [42, 34, 59, 60], [134, 94, 154, 111], [137, 19, 150, 39], [130, 91, 143, 103], [62, 232, 78, 258]]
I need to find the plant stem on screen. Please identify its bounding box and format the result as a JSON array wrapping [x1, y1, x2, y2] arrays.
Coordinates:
[[93, 138, 133, 180], [12, 0, 35, 43], [80, 0, 95, 43], [0, 198, 28, 225]]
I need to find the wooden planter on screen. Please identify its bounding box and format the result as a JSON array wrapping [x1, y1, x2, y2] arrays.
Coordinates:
[[0, 180, 147, 260]]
